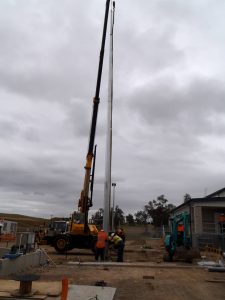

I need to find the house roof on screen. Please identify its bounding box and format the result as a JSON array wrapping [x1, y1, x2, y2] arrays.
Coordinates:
[[171, 187, 225, 213], [205, 187, 225, 198]]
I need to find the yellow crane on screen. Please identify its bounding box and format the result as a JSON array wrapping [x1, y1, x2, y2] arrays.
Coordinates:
[[52, 0, 111, 253]]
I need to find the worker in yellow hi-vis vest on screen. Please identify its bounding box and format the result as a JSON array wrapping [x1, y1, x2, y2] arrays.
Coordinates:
[[109, 232, 124, 262]]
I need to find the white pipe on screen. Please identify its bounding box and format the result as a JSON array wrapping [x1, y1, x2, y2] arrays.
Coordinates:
[[103, 1, 115, 232]]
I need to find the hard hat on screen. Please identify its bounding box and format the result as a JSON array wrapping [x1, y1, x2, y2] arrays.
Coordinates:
[[111, 233, 114, 237]]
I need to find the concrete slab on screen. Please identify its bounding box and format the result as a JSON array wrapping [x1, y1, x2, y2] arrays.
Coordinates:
[[198, 261, 222, 267], [0, 249, 48, 276], [67, 261, 201, 269], [67, 285, 116, 300]]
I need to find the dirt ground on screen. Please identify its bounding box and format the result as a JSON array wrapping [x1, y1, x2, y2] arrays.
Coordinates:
[[30, 238, 225, 300], [1, 232, 225, 299]]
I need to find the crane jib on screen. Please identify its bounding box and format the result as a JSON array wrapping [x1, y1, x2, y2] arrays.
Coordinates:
[[88, 97, 100, 155], [80, 0, 111, 231], [88, 1, 110, 155], [87, 0, 110, 171]]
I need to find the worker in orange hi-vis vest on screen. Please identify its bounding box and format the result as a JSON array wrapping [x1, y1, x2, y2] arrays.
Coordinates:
[[95, 229, 108, 261]]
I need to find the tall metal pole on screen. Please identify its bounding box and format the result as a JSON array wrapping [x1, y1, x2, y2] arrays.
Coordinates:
[[103, 1, 115, 232], [112, 182, 116, 231]]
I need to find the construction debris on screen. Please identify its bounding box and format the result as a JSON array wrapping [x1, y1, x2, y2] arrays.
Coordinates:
[[143, 275, 155, 279]]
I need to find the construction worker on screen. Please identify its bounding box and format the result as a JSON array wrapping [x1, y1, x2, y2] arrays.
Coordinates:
[[117, 228, 126, 243], [95, 229, 108, 261], [110, 232, 124, 262]]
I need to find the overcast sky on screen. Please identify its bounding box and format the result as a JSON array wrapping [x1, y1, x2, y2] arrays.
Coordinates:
[[0, 0, 225, 219]]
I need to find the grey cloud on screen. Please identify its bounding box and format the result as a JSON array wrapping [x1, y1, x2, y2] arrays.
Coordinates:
[[65, 99, 91, 137], [115, 27, 185, 90], [129, 77, 225, 137], [0, 1, 101, 102], [1, 0, 225, 218], [0, 154, 81, 197], [0, 120, 19, 139]]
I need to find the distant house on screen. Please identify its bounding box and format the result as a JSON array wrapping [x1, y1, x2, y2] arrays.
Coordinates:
[[170, 187, 225, 250], [0, 219, 17, 235]]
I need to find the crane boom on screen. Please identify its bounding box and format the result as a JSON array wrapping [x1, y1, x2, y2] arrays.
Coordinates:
[[78, 0, 111, 232], [50, 1, 111, 254]]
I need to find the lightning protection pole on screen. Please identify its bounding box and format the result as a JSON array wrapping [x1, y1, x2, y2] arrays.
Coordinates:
[[103, 1, 115, 232]]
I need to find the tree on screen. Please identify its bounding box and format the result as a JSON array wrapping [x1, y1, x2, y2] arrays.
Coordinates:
[[91, 208, 104, 226], [145, 195, 175, 227], [126, 214, 135, 226], [135, 210, 148, 225], [135, 210, 149, 233], [183, 193, 191, 203], [114, 205, 125, 228]]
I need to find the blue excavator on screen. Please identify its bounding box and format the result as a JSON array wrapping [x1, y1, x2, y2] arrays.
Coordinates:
[[164, 212, 199, 262]]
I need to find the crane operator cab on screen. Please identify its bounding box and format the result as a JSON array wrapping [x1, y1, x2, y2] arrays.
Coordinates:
[[70, 211, 98, 236], [52, 211, 98, 253]]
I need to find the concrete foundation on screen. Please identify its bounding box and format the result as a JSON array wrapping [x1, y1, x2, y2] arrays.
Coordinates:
[[0, 249, 48, 276], [68, 285, 116, 300], [68, 261, 201, 269]]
